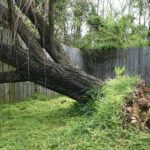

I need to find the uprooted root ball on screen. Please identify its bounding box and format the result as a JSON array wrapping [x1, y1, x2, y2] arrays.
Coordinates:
[[125, 80, 150, 130]]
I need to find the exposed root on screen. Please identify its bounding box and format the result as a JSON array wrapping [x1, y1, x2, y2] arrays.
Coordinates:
[[125, 80, 150, 130]]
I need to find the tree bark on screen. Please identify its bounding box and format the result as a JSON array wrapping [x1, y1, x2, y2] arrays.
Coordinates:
[[7, 0, 14, 29], [0, 1, 103, 103], [0, 71, 27, 83], [14, 0, 73, 65], [0, 4, 48, 63], [0, 42, 102, 102]]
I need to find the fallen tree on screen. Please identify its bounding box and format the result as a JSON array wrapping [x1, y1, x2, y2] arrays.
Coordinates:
[[0, 42, 101, 102], [0, 0, 102, 102]]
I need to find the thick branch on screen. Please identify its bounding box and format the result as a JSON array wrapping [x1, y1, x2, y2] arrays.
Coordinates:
[[14, 0, 73, 65], [48, 0, 55, 57], [0, 71, 27, 83], [0, 4, 49, 64], [7, 0, 15, 29]]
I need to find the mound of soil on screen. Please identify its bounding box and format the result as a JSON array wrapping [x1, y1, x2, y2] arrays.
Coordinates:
[[125, 80, 150, 130]]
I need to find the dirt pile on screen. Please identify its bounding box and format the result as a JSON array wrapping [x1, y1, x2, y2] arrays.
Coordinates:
[[125, 80, 150, 130]]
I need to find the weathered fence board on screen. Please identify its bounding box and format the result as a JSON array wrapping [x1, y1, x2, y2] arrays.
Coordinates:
[[91, 47, 150, 86]]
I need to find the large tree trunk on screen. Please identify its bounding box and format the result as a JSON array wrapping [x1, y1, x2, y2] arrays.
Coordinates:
[[0, 0, 102, 102], [0, 42, 102, 102]]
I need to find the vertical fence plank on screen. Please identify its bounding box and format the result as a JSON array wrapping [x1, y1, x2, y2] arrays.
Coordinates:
[[143, 47, 150, 85], [14, 82, 20, 101], [4, 83, 10, 103], [0, 61, 5, 103]]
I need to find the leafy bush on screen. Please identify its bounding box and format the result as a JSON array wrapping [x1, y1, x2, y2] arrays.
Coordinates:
[[74, 15, 149, 58], [115, 66, 126, 77]]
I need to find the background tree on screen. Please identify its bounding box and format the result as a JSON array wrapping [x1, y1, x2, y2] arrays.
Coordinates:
[[72, 0, 149, 57]]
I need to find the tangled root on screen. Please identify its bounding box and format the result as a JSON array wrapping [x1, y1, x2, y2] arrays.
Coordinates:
[[125, 80, 150, 130]]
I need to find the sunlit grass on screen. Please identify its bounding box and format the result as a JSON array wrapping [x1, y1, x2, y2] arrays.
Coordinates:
[[0, 76, 150, 150]]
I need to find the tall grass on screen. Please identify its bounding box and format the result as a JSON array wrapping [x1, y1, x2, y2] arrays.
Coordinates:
[[0, 76, 150, 150]]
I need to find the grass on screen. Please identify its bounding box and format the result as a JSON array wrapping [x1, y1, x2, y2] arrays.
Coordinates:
[[0, 76, 150, 150]]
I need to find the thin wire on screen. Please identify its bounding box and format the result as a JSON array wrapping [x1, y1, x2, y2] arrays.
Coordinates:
[[43, 2, 47, 95]]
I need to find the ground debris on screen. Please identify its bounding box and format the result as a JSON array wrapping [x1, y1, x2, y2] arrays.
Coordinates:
[[125, 80, 150, 130]]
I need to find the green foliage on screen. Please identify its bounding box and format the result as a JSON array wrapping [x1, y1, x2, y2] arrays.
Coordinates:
[[1, 76, 149, 150], [72, 0, 91, 17], [54, 0, 94, 42], [87, 15, 105, 31], [74, 14, 149, 58], [92, 76, 140, 129], [115, 66, 126, 78]]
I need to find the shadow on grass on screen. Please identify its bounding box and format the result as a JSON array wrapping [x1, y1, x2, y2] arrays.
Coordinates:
[[0, 98, 96, 129]]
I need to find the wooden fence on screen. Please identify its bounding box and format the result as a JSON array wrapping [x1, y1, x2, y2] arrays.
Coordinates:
[[91, 47, 150, 85]]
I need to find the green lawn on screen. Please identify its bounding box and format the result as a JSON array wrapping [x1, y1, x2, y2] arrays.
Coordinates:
[[0, 76, 150, 150]]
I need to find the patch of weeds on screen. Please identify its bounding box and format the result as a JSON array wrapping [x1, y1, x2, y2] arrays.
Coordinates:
[[1, 76, 150, 150]]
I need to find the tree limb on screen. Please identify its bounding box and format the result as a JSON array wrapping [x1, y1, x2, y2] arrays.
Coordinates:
[[0, 71, 28, 83], [14, 0, 73, 65], [7, 0, 15, 29], [0, 4, 49, 64]]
